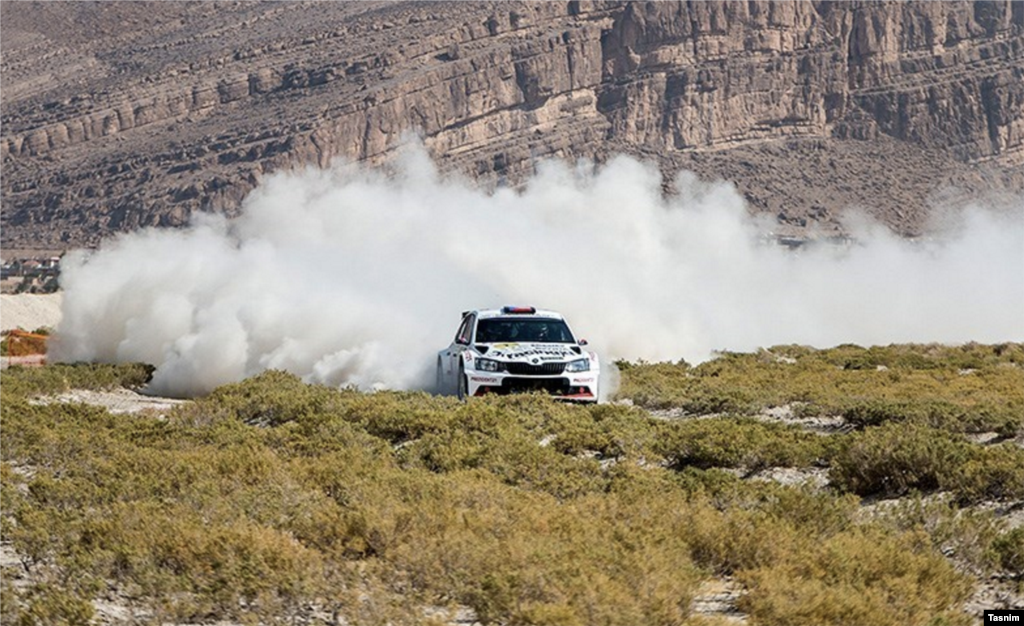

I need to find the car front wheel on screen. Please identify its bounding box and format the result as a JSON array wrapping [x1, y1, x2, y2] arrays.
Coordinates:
[[457, 363, 468, 401]]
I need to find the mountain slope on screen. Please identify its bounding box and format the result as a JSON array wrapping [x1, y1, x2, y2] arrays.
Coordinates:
[[2, 0, 1021, 248]]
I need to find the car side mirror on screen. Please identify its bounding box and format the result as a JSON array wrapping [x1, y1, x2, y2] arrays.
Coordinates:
[[578, 339, 588, 346]]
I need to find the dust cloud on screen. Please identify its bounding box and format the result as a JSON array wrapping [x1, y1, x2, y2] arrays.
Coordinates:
[[52, 145, 1024, 397]]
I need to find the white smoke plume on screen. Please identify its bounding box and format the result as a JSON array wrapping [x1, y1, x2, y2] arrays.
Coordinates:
[[53, 144, 1024, 397]]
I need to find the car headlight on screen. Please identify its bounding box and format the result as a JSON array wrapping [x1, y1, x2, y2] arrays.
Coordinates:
[[566, 358, 590, 372], [476, 358, 503, 372]]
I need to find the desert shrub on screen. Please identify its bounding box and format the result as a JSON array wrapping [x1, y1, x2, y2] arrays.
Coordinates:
[[682, 618, 751, 626], [737, 528, 973, 626], [668, 482, 859, 576], [7, 582, 94, 626], [200, 372, 581, 445], [671, 466, 748, 502], [945, 445, 1024, 503], [617, 349, 820, 412], [761, 486, 860, 536], [339, 391, 461, 443], [477, 432, 608, 499], [263, 410, 390, 459], [841, 397, 1021, 435], [193, 369, 343, 427], [820, 342, 1024, 371], [678, 388, 759, 415], [1, 462, 29, 532], [389, 478, 701, 626], [655, 418, 827, 471], [830, 423, 1024, 502], [617, 344, 1024, 435], [682, 503, 805, 574], [0, 579, 19, 625], [826, 343, 945, 370], [3, 358, 1014, 625], [0, 362, 154, 398], [5, 480, 327, 618], [992, 527, 1024, 580], [841, 398, 962, 428], [614, 361, 693, 409], [830, 423, 971, 497], [150, 515, 325, 620], [870, 495, 1005, 574], [293, 458, 706, 625], [551, 403, 655, 459], [0, 400, 125, 479], [55, 502, 326, 622]]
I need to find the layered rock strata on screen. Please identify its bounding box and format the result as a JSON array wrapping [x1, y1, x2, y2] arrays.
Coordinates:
[[1, 0, 1021, 248]]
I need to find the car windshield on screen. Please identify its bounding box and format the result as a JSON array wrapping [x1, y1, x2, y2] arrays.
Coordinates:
[[475, 318, 576, 344]]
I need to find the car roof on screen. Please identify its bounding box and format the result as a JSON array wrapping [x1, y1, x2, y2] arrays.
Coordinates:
[[473, 308, 565, 321]]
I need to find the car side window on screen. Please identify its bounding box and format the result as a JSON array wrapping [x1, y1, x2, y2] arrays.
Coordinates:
[[455, 315, 475, 345], [461, 314, 476, 344]]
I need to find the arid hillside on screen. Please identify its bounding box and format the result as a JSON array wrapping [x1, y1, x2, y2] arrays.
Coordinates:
[[2, 0, 1022, 249]]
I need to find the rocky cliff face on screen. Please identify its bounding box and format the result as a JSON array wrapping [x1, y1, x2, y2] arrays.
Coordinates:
[[2, 0, 1021, 248]]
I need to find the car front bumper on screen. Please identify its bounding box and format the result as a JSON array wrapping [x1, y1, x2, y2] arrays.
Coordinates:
[[465, 371, 599, 401]]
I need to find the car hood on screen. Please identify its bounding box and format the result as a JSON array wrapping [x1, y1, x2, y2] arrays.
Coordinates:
[[479, 342, 583, 361]]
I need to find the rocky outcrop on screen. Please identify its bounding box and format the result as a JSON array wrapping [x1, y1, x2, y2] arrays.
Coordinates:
[[1, 1, 1021, 248]]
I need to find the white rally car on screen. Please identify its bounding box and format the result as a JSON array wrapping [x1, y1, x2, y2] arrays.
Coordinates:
[[437, 306, 600, 402]]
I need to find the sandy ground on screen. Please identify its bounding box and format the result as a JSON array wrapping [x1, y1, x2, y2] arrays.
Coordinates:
[[28, 387, 187, 417], [0, 293, 62, 331]]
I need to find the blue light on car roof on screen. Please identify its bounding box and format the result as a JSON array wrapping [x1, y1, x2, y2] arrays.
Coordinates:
[[502, 306, 536, 314]]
